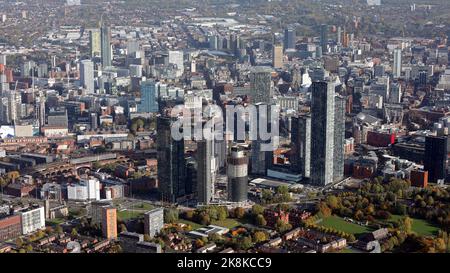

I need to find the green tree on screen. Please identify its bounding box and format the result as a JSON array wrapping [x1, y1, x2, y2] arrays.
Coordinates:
[[326, 195, 340, 210], [164, 208, 179, 224], [275, 219, 292, 233], [251, 204, 265, 216], [253, 231, 268, 243], [256, 214, 267, 226], [71, 228, 78, 236]]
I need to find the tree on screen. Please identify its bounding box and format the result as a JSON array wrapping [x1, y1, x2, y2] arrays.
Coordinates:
[[256, 214, 267, 226], [15, 238, 24, 248], [55, 225, 63, 234], [251, 204, 265, 216], [317, 202, 332, 218], [326, 195, 340, 210], [253, 231, 267, 243], [217, 206, 228, 221], [121, 223, 129, 233], [164, 208, 179, 224], [71, 228, 78, 236], [275, 219, 292, 233], [237, 236, 253, 250], [25, 245, 33, 252], [199, 213, 211, 226], [184, 210, 194, 220], [234, 207, 245, 219]]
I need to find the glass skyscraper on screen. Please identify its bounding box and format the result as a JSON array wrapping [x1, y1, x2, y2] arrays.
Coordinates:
[[139, 81, 158, 113], [157, 116, 186, 203], [101, 25, 112, 68]]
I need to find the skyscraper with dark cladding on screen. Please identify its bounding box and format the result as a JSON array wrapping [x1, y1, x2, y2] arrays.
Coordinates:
[[333, 95, 345, 182], [291, 114, 311, 178], [424, 136, 448, 183], [197, 138, 214, 205], [310, 80, 335, 186], [101, 24, 112, 68], [284, 27, 295, 51], [320, 24, 328, 53], [157, 116, 186, 203]]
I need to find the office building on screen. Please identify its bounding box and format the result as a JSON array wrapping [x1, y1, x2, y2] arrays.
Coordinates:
[[389, 82, 402, 103], [144, 208, 164, 238], [284, 27, 296, 50], [80, 60, 95, 94], [197, 139, 214, 205], [291, 115, 311, 178], [139, 80, 158, 113], [89, 29, 101, 57], [157, 116, 186, 203], [168, 50, 184, 76], [424, 136, 448, 183], [272, 45, 283, 69], [320, 24, 328, 53], [393, 48, 402, 78], [101, 24, 112, 68], [227, 147, 249, 203], [249, 66, 273, 104]]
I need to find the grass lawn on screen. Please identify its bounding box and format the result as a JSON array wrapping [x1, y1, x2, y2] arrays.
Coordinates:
[[46, 218, 65, 226], [117, 210, 145, 221], [211, 218, 245, 229], [177, 219, 204, 230], [319, 215, 372, 236], [389, 215, 439, 237], [133, 202, 154, 211]]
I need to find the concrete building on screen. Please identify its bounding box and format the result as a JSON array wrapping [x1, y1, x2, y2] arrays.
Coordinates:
[[250, 66, 273, 104], [20, 206, 45, 235], [272, 45, 283, 69], [101, 206, 117, 239], [80, 60, 95, 94], [227, 147, 249, 203], [144, 208, 164, 238]]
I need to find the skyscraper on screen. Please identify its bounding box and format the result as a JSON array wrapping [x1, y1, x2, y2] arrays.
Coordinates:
[[227, 147, 249, 203], [101, 206, 117, 240], [157, 116, 186, 203], [389, 82, 402, 103], [310, 80, 336, 186], [89, 29, 101, 58], [272, 45, 283, 69], [80, 60, 95, 94], [291, 115, 311, 178], [393, 48, 402, 78], [139, 80, 158, 113], [197, 138, 214, 205], [333, 95, 345, 182], [424, 136, 448, 183], [284, 27, 296, 50], [168, 50, 184, 76], [250, 66, 273, 104], [320, 24, 328, 53], [250, 103, 275, 176], [101, 24, 112, 68]]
